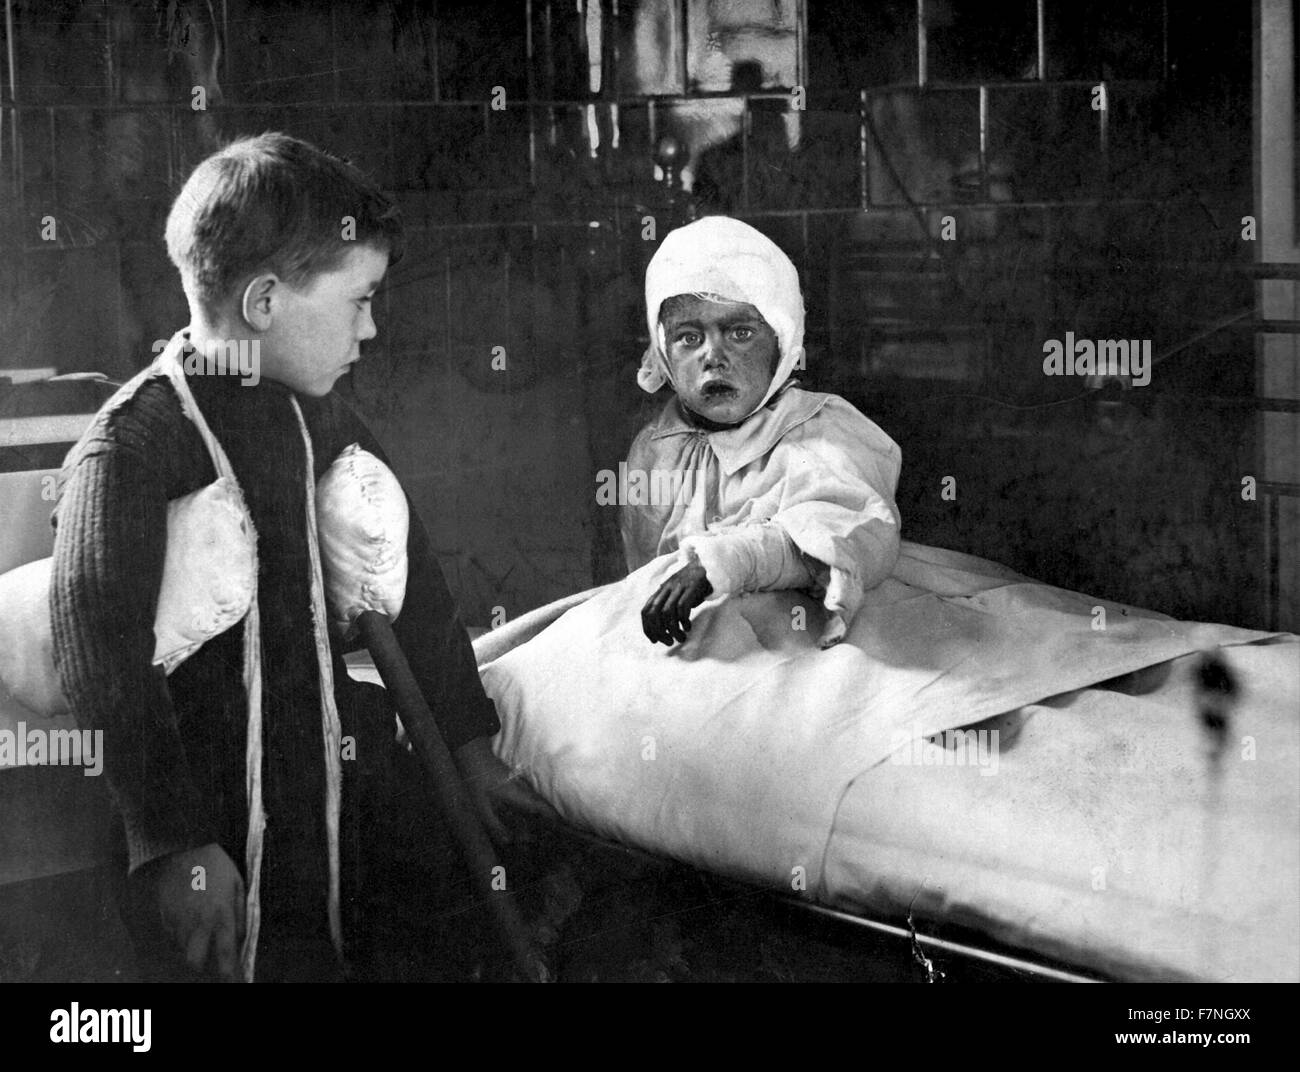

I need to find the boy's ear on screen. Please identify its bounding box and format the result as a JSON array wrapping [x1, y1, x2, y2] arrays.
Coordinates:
[[241, 274, 279, 331]]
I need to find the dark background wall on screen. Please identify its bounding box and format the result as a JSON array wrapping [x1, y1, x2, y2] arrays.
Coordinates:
[[0, 0, 1283, 631]]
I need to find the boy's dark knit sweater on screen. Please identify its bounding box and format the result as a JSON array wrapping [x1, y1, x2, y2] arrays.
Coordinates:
[[49, 363, 500, 900]]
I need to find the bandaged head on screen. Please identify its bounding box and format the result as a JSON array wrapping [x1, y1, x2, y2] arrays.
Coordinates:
[[639, 216, 806, 420]]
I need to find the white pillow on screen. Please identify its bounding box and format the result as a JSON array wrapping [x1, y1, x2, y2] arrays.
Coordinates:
[[0, 558, 69, 717], [0, 477, 256, 717], [316, 444, 409, 637]]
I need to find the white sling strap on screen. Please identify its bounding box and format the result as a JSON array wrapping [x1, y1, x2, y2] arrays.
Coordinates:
[[153, 345, 267, 982], [289, 396, 345, 961], [156, 336, 343, 981]]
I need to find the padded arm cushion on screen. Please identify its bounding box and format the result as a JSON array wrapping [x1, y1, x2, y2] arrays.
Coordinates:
[[316, 444, 409, 636], [151, 477, 258, 673], [0, 476, 256, 717]]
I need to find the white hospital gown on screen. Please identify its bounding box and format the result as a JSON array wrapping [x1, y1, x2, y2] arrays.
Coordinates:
[[621, 386, 902, 647]]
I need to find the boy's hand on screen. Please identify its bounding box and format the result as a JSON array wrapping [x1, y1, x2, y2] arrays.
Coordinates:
[[454, 737, 560, 845], [642, 561, 713, 645], [139, 843, 246, 981]]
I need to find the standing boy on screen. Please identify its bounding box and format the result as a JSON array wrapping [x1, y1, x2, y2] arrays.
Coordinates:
[[50, 133, 526, 982]]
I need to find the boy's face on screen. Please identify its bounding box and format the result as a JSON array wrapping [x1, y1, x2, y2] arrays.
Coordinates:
[[662, 297, 778, 426], [259, 243, 389, 397]]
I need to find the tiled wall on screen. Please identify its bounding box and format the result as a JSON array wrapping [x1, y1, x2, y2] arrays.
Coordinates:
[[1, 0, 1283, 628]]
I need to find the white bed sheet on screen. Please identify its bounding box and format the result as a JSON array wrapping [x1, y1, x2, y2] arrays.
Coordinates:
[[476, 542, 1298, 981], [820, 641, 1300, 982]]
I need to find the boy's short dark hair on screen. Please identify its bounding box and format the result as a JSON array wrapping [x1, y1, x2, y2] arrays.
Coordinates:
[[166, 132, 405, 313]]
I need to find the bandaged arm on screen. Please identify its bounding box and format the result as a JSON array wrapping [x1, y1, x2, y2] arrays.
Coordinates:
[[679, 522, 814, 595], [680, 503, 899, 647], [679, 429, 902, 645]]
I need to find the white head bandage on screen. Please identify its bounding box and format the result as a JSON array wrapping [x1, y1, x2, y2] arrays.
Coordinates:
[[638, 216, 806, 420]]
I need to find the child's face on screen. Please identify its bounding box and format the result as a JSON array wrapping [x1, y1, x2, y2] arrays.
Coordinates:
[[259, 243, 389, 397], [662, 297, 778, 426]]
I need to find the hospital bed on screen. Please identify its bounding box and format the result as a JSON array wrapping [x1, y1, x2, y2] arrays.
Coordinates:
[[463, 575, 1300, 984], [0, 380, 117, 890]]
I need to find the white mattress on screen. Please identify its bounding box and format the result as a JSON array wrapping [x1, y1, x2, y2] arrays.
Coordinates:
[[820, 642, 1300, 982], [475, 544, 1300, 982]]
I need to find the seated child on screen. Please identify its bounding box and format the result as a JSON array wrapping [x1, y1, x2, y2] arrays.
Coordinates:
[[50, 132, 534, 982], [478, 213, 1283, 942], [624, 215, 902, 649]]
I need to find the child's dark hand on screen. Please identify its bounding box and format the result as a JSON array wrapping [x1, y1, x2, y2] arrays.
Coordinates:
[[642, 561, 713, 645]]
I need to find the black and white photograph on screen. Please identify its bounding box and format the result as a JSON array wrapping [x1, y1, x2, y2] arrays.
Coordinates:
[[0, 0, 1296, 1046]]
